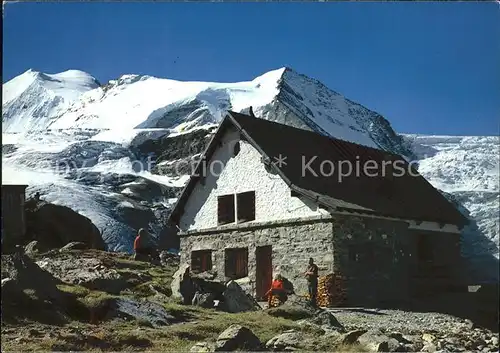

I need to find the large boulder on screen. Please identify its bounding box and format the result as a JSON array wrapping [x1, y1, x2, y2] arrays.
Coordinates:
[[191, 277, 226, 301], [309, 310, 345, 332], [215, 324, 262, 351], [266, 294, 317, 320], [357, 329, 402, 352], [171, 264, 199, 304], [105, 298, 177, 327], [221, 280, 261, 313], [192, 291, 216, 308], [190, 342, 215, 352], [171, 264, 190, 299], [25, 200, 106, 251], [1, 253, 69, 324], [286, 293, 317, 310], [36, 254, 128, 294], [266, 331, 302, 351]]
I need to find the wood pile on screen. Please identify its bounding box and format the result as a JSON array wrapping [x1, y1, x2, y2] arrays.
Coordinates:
[[269, 294, 283, 308], [317, 273, 347, 307]]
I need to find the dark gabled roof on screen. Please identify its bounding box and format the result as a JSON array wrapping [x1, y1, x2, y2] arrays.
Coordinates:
[[169, 111, 468, 227], [1, 184, 28, 190]]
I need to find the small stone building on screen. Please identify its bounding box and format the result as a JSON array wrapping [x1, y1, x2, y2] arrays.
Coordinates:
[[168, 112, 467, 306], [1, 184, 28, 251]]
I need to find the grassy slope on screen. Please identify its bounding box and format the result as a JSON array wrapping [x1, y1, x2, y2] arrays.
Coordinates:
[[1, 250, 364, 352]]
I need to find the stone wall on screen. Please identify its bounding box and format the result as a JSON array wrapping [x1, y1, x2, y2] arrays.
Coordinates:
[[180, 216, 335, 297], [331, 213, 463, 306], [409, 229, 464, 295], [331, 214, 415, 307], [180, 212, 463, 306]]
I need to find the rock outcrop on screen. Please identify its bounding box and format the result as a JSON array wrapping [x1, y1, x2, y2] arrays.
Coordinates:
[[25, 200, 106, 251], [266, 330, 302, 351], [266, 294, 317, 320], [214, 324, 262, 351], [1, 253, 68, 323], [36, 253, 127, 294], [221, 280, 261, 313], [105, 298, 177, 327], [192, 292, 216, 308]]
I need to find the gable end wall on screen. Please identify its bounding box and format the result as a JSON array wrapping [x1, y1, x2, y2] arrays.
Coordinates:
[[179, 128, 326, 231]]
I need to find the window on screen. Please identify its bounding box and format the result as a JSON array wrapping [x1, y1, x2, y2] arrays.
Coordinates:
[[217, 191, 256, 225], [218, 194, 235, 225], [417, 234, 433, 261], [191, 250, 212, 273], [237, 191, 255, 223], [225, 248, 248, 280]]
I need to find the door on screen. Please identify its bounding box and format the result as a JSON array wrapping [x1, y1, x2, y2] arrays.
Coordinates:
[[255, 245, 273, 299]]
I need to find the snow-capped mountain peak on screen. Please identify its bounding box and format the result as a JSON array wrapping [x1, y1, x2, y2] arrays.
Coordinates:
[[3, 66, 411, 156], [2, 69, 100, 133]]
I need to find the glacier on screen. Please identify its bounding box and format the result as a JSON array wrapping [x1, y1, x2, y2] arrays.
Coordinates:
[[2, 67, 498, 281], [403, 135, 499, 281]]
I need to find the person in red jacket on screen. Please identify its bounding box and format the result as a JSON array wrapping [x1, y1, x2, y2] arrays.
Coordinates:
[[134, 228, 158, 262], [266, 274, 287, 307]]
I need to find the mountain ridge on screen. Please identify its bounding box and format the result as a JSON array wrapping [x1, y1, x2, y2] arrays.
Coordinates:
[[2, 67, 412, 159]]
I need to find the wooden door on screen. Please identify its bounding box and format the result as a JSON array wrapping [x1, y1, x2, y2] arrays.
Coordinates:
[[255, 246, 272, 299]]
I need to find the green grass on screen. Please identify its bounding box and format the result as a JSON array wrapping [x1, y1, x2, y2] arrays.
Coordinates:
[[2, 298, 365, 352], [1, 250, 365, 352], [57, 284, 91, 297], [78, 290, 116, 309]]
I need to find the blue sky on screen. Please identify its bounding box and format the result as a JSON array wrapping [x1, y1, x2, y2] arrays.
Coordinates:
[[3, 2, 499, 136]]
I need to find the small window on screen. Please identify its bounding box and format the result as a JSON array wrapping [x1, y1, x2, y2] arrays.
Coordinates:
[[237, 191, 255, 223], [191, 250, 212, 273], [290, 190, 300, 198], [225, 248, 248, 280], [218, 194, 235, 225], [417, 234, 433, 261]]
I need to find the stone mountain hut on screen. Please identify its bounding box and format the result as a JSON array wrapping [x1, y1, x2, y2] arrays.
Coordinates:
[[168, 112, 468, 306]]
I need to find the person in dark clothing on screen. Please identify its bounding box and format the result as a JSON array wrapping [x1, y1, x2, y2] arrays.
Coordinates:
[[305, 257, 319, 307]]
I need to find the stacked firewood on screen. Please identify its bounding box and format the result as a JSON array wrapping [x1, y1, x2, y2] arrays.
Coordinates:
[[317, 273, 347, 307], [269, 294, 283, 308]]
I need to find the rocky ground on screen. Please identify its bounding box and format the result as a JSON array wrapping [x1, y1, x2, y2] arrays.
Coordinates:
[[326, 308, 499, 352], [1, 248, 498, 352]]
